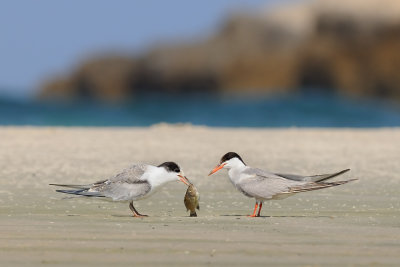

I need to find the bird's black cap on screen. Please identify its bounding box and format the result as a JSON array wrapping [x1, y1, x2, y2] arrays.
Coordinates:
[[158, 162, 181, 173], [220, 152, 245, 165]]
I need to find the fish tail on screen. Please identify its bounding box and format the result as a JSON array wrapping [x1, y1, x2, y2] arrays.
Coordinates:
[[190, 211, 197, 217]]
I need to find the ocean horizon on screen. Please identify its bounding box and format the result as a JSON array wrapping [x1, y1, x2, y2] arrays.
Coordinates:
[[1, 91, 400, 127]]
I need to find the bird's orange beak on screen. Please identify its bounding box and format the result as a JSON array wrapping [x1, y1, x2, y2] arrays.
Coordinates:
[[178, 175, 190, 186], [208, 163, 226, 176]]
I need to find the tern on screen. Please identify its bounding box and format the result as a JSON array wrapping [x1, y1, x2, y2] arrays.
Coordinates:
[[208, 152, 356, 217], [50, 162, 190, 217]]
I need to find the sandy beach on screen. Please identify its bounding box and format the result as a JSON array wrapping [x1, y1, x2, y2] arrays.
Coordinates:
[[0, 126, 399, 266]]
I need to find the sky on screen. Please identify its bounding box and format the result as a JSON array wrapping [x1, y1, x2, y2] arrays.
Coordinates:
[[0, 0, 293, 97]]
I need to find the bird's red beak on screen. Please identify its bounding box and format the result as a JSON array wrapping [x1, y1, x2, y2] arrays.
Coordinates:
[[208, 163, 226, 176], [178, 175, 190, 186]]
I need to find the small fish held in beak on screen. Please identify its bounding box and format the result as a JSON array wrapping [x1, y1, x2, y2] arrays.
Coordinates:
[[184, 182, 200, 217]]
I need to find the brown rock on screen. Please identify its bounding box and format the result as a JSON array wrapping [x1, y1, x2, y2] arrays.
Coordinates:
[[37, 0, 400, 102]]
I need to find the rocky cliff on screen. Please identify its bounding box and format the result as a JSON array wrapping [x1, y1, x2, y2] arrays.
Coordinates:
[[38, 0, 400, 102]]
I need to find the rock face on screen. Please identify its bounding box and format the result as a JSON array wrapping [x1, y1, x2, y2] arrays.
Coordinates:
[[38, 0, 400, 102]]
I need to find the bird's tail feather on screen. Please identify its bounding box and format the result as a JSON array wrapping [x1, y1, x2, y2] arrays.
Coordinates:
[[308, 169, 351, 182], [55, 189, 105, 197], [49, 183, 91, 190], [290, 179, 358, 193]]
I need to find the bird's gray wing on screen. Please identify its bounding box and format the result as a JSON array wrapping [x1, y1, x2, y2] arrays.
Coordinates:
[[239, 168, 355, 200], [276, 169, 350, 182], [288, 179, 357, 193], [93, 180, 151, 201], [108, 163, 149, 183], [89, 164, 151, 201], [273, 173, 307, 181], [238, 168, 304, 199], [243, 167, 291, 180]]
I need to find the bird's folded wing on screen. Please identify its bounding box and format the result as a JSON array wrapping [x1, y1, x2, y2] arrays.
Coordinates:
[[92, 180, 151, 201], [275, 169, 350, 182], [274, 173, 306, 181], [239, 167, 354, 199], [108, 163, 148, 183], [237, 174, 302, 199], [243, 167, 285, 179]]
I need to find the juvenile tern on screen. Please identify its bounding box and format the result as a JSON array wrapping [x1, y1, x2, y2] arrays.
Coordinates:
[[50, 162, 190, 217], [208, 152, 356, 217]]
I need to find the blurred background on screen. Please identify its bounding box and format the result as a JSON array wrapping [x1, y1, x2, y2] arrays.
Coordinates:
[[1, 0, 400, 127]]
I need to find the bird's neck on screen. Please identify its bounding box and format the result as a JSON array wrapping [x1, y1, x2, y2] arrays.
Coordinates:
[[228, 164, 247, 184], [146, 167, 175, 189]]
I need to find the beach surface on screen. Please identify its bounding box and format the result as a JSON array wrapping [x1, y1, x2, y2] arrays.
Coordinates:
[[0, 126, 399, 266]]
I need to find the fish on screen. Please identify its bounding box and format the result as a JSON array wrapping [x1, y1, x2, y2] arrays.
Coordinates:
[[184, 183, 200, 217]]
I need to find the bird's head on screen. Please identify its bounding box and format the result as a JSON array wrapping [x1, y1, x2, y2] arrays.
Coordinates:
[[208, 152, 246, 176], [158, 162, 190, 185]]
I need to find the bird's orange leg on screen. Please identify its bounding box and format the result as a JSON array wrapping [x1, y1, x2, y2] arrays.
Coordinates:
[[257, 202, 263, 217], [129, 201, 148, 218], [248, 202, 259, 217]]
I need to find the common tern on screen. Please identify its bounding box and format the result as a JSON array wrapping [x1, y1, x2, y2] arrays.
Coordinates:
[[208, 152, 356, 217], [50, 162, 190, 217]]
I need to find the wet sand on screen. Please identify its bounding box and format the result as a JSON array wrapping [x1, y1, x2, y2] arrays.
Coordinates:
[[0, 126, 399, 266]]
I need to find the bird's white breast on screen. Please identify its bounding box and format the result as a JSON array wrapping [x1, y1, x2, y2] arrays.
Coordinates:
[[228, 166, 248, 185]]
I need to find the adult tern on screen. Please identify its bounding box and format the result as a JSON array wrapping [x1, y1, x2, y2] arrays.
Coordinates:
[[208, 152, 356, 217]]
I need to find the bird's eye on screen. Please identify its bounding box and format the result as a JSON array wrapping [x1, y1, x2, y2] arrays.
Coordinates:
[[175, 168, 180, 173]]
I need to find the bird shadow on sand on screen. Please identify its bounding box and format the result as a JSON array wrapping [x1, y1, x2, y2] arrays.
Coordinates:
[[109, 214, 333, 219], [111, 215, 202, 218], [220, 214, 333, 218], [111, 214, 153, 218], [112, 214, 134, 218]]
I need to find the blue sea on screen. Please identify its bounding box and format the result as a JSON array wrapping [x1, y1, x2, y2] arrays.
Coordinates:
[[1, 92, 400, 127]]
